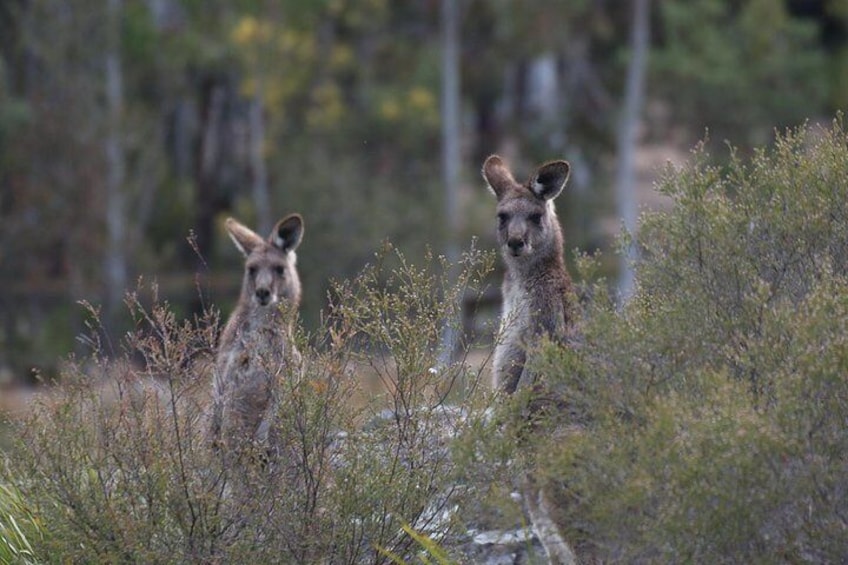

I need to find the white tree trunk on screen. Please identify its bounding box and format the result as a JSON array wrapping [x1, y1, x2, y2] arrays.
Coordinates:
[[104, 0, 127, 326], [438, 0, 461, 364], [615, 0, 650, 302], [441, 0, 460, 252]]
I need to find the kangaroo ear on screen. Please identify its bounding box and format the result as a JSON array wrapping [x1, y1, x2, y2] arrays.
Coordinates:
[[225, 218, 264, 257], [270, 214, 304, 252], [529, 160, 570, 201], [482, 155, 518, 200]]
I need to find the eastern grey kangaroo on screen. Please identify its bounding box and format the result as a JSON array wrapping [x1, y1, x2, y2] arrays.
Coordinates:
[[211, 214, 304, 453], [483, 155, 577, 564], [483, 154, 574, 394]]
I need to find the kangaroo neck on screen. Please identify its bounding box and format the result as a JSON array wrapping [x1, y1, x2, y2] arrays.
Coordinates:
[[234, 302, 289, 336]]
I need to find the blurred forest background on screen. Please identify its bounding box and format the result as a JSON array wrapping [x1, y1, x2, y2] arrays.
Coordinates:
[[1, 0, 847, 385]]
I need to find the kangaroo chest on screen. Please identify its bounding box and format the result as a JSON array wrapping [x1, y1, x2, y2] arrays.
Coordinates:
[[214, 316, 294, 438], [500, 283, 532, 341], [500, 270, 569, 341], [221, 322, 290, 378]]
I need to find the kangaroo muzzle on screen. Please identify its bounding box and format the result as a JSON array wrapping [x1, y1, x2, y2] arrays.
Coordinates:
[[253, 270, 278, 306], [255, 287, 273, 306], [507, 237, 526, 256]]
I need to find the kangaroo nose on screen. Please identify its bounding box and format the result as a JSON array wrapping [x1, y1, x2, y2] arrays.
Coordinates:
[[507, 238, 525, 253], [255, 288, 271, 304]]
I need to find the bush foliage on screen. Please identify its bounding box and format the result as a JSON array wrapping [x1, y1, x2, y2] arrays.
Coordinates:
[[532, 119, 848, 562], [2, 245, 496, 563]]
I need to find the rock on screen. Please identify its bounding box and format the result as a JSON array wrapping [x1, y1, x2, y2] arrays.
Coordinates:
[[454, 527, 546, 564]]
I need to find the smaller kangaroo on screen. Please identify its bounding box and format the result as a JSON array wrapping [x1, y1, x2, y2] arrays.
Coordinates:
[[483, 155, 577, 564], [211, 214, 304, 453]]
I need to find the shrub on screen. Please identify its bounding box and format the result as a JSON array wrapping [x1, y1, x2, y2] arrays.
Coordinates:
[[530, 118, 848, 562], [2, 244, 496, 563]]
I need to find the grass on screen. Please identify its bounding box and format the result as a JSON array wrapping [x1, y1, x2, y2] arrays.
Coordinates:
[[0, 483, 41, 565]]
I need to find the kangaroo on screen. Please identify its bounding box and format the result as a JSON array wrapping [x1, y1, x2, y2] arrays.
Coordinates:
[[211, 214, 304, 453], [483, 154, 574, 394], [482, 155, 577, 564]]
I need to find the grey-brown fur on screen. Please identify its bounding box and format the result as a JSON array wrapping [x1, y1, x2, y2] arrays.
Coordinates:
[[483, 154, 574, 393], [211, 214, 304, 451], [483, 154, 577, 564]]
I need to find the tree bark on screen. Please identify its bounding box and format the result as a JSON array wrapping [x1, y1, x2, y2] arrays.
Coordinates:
[[249, 91, 271, 235], [439, 0, 461, 364], [615, 0, 650, 302], [194, 76, 226, 265], [103, 0, 127, 329]]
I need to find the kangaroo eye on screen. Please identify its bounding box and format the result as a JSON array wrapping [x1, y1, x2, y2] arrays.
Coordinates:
[[274, 266, 285, 276], [529, 213, 543, 225], [497, 212, 509, 225], [248, 266, 258, 277]]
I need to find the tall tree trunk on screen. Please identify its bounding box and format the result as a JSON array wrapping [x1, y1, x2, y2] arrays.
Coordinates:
[[249, 91, 271, 235], [615, 0, 650, 302], [194, 77, 226, 265], [473, 90, 498, 165], [442, 0, 460, 250], [103, 0, 127, 330], [439, 0, 461, 364]]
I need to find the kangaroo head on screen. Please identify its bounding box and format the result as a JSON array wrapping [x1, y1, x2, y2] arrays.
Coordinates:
[[482, 155, 569, 263], [226, 214, 304, 310]]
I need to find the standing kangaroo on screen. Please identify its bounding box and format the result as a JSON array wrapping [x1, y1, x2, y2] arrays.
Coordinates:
[[211, 214, 304, 452], [483, 155, 577, 564], [483, 154, 574, 394]]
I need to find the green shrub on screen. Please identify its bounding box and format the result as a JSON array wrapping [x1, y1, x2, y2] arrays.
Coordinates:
[[2, 245, 495, 563], [530, 118, 848, 562], [0, 482, 41, 564]]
